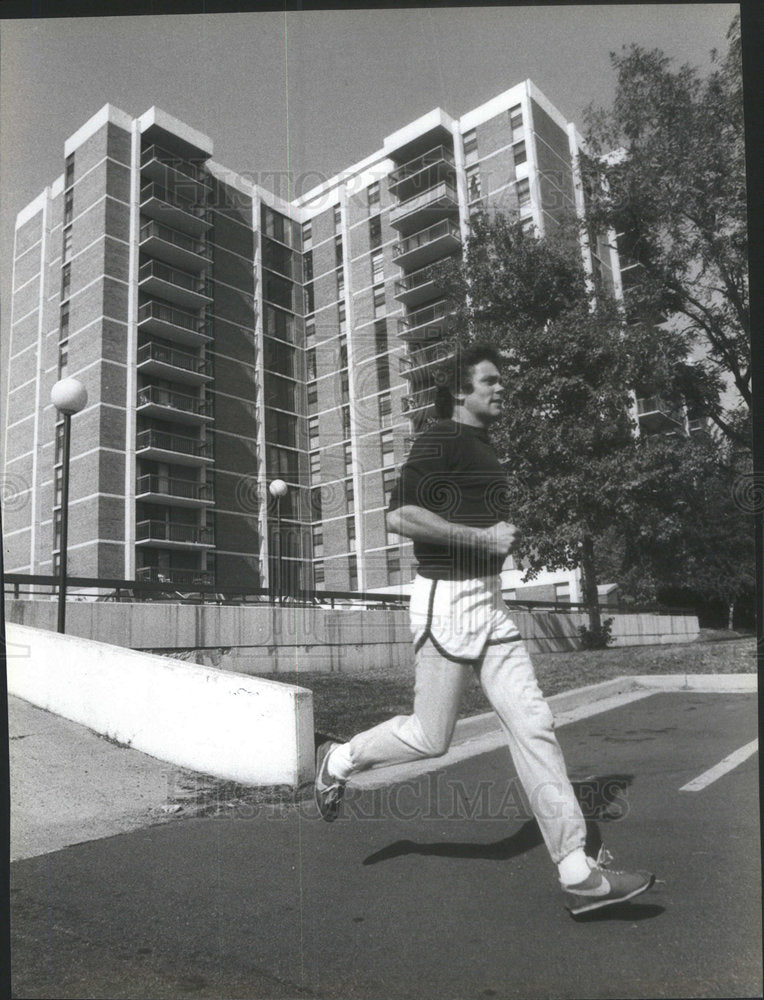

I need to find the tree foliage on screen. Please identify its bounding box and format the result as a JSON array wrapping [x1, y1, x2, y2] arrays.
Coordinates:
[[582, 16, 749, 446], [436, 211, 753, 627]]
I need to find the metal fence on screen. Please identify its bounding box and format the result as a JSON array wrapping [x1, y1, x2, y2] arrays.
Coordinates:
[[3, 573, 695, 616]]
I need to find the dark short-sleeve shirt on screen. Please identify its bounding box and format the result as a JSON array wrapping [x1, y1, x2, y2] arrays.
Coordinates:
[[387, 419, 511, 579]]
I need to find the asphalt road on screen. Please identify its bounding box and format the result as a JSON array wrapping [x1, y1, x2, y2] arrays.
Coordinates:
[[10, 692, 761, 1000]]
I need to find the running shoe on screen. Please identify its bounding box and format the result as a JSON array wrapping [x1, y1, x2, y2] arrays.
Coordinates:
[[314, 741, 346, 822], [563, 864, 655, 917]]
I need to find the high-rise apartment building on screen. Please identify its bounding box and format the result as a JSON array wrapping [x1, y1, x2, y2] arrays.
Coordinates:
[[3, 80, 634, 595]]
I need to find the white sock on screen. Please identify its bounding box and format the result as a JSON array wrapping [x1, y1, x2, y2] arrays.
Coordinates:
[[326, 742, 355, 781], [557, 849, 592, 886]]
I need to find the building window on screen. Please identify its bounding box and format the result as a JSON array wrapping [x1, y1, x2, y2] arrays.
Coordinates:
[[303, 250, 313, 283], [376, 356, 391, 391], [369, 214, 382, 249], [349, 554, 358, 591], [334, 204, 342, 231], [371, 249, 384, 284], [367, 181, 380, 214], [305, 318, 316, 348], [309, 414, 319, 444], [373, 283, 386, 318], [54, 466, 63, 507], [462, 129, 478, 166], [339, 337, 348, 369], [383, 466, 397, 504], [265, 304, 296, 343], [65, 154, 75, 190], [341, 404, 351, 439], [513, 140, 527, 168], [347, 516, 356, 545], [379, 393, 392, 427], [311, 485, 322, 520], [64, 189, 73, 226], [313, 560, 324, 585], [509, 104, 523, 140], [381, 429, 394, 464], [516, 177, 531, 212], [555, 582, 571, 603], [334, 235, 344, 269], [306, 348, 317, 381], [307, 382, 318, 412], [60, 304, 69, 341], [53, 510, 62, 552], [61, 263, 71, 300], [374, 319, 388, 356], [344, 441, 353, 473], [312, 526, 323, 558], [55, 422, 64, 465], [386, 547, 401, 585], [62, 227, 72, 263], [310, 450, 321, 481], [338, 301, 346, 334], [57, 341, 69, 379], [302, 219, 312, 249], [341, 370, 349, 400], [466, 164, 481, 202], [304, 282, 315, 315]]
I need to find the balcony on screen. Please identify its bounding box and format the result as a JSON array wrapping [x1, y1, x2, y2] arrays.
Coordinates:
[[137, 301, 211, 348], [141, 143, 211, 190], [402, 385, 437, 415], [397, 300, 453, 342], [136, 475, 214, 507], [139, 259, 212, 310], [135, 429, 212, 466], [393, 219, 462, 270], [136, 519, 214, 549], [137, 342, 211, 385], [388, 145, 456, 201], [394, 263, 444, 308], [389, 181, 459, 235], [135, 566, 214, 587], [399, 341, 454, 381], [139, 219, 210, 272], [136, 385, 212, 425], [636, 395, 683, 434], [140, 181, 209, 236]]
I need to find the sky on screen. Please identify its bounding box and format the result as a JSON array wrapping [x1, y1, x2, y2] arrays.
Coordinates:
[[0, 4, 739, 364]]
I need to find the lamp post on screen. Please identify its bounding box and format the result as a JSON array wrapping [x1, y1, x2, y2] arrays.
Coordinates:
[[51, 377, 88, 633], [269, 479, 288, 604]]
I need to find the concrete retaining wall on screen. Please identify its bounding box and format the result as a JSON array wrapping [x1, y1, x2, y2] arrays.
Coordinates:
[[6, 600, 700, 673], [6, 623, 315, 787]]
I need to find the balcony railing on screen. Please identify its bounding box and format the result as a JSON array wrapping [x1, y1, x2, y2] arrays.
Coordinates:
[[136, 475, 214, 502], [139, 219, 210, 263], [137, 301, 211, 344], [397, 300, 452, 341], [135, 566, 215, 586], [636, 395, 683, 424], [389, 181, 459, 229], [139, 259, 211, 298], [399, 341, 454, 376], [395, 263, 441, 295], [137, 342, 210, 377], [141, 144, 210, 187], [388, 145, 455, 188], [137, 385, 212, 417], [140, 182, 209, 230], [393, 219, 462, 261], [402, 386, 437, 414], [135, 429, 211, 459], [136, 519, 214, 545]]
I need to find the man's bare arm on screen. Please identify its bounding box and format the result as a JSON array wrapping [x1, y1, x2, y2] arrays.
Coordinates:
[[386, 505, 518, 559]]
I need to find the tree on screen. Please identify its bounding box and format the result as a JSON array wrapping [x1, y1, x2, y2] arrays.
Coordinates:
[[582, 15, 749, 447], [436, 211, 698, 632]]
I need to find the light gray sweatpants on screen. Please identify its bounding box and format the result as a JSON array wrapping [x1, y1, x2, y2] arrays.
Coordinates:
[[347, 575, 587, 865]]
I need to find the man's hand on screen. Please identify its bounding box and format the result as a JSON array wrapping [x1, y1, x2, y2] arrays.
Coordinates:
[[483, 521, 520, 559]]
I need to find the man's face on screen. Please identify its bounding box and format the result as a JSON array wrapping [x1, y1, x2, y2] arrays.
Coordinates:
[[461, 359, 504, 425]]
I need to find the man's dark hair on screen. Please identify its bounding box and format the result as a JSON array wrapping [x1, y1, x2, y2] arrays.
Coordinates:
[[434, 342, 502, 417]]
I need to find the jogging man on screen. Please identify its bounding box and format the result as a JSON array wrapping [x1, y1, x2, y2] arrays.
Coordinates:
[[314, 343, 655, 916]]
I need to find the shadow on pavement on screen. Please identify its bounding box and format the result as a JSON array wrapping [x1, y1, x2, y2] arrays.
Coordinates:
[[570, 902, 666, 922]]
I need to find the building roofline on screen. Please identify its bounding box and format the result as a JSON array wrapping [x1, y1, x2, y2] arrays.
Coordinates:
[[64, 103, 134, 157], [137, 106, 214, 158]]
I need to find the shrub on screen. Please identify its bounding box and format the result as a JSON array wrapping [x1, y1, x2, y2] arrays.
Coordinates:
[[577, 617, 616, 650]]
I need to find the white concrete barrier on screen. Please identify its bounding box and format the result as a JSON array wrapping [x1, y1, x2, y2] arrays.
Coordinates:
[[6, 623, 315, 788]]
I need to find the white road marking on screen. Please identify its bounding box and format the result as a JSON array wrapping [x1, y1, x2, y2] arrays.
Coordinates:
[[679, 739, 759, 792]]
